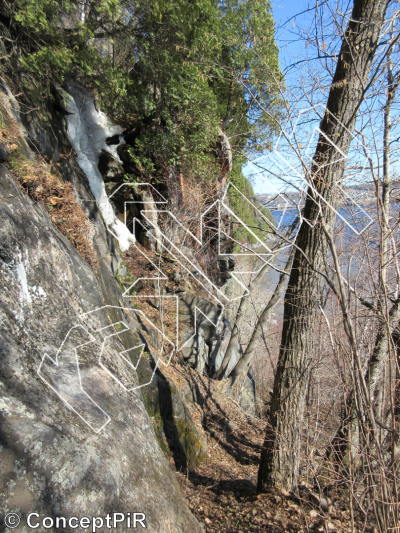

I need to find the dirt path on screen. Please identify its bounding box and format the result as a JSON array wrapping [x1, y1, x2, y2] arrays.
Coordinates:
[[170, 369, 310, 532], [166, 367, 371, 533]]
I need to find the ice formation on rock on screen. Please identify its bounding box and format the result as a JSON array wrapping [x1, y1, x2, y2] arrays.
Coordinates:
[[62, 82, 135, 252]]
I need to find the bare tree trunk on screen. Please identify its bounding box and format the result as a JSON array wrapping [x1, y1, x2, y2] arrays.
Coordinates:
[[79, 0, 91, 23], [325, 299, 400, 472], [216, 287, 249, 379], [257, 0, 390, 492], [217, 220, 298, 380], [394, 331, 400, 445], [366, 46, 400, 411], [323, 33, 400, 474], [216, 259, 274, 379], [226, 251, 294, 389], [367, 304, 400, 406]]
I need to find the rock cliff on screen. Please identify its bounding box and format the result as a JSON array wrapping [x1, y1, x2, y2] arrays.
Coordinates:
[[0, 70, 258, 531], [0, 78, 204, 532]]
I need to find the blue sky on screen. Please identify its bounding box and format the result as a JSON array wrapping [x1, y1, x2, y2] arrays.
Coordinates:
[[243, 0, 315, 194], [242, 0, 334, 195], [244, 0, 400, 196]]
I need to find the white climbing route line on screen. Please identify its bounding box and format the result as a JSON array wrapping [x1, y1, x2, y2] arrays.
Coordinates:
[[40, 106, 377, 432]]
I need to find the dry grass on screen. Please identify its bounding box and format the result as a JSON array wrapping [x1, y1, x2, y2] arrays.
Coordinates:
[[0, 104, 97, 269], [123, 241, 212, 350], [167, 365, 361, 532]]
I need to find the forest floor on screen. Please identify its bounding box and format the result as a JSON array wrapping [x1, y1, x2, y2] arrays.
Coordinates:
[[169, 367, 373, 533], [124, 243, 372, 532]]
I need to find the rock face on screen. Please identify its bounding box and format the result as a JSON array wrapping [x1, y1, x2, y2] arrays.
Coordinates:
[[0, 164, 203, 532], [143, 371, 208, 471], [177, 293, 257, 416], [0, 165, 203, 532], [0, 82, 203, 531], [0, 67, 257, 531], [61, 81, 135, 252], [179, 294, 224, 375]]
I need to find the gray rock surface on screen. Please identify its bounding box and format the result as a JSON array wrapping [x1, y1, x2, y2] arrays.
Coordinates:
[[234, 368, 257, 417], [178, 294, 224, 374], [174, 289, 257, 416], [0, 165, 203, 532], [0, 73, 204, 531], [0, 71, 256, 524]]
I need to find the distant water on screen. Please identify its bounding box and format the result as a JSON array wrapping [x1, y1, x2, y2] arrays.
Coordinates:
[[254, 203, 399, 327], [271, 209, 298, 229], [271, 205, 378, 238], [264, 205, 383, 317]]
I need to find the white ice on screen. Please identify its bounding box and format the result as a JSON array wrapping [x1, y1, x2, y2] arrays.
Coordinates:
[[15, 257, 31, 305], [62, 82, 135, 252]]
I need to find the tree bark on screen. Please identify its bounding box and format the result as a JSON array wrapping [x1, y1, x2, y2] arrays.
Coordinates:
[[257, 0, 391, 492], [367, 46, 400, 415], [393, 330, 400, 446]]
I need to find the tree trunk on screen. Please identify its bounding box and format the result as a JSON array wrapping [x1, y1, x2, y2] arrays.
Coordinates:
[[216, 259, 275, 379], [367, 46, 400, 414], [325, 40, 400, 471], [257, 0, 390, 492], [217, 219, 298, 380], [226, 251, 294, 389], [394, 330, 400, 446]]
